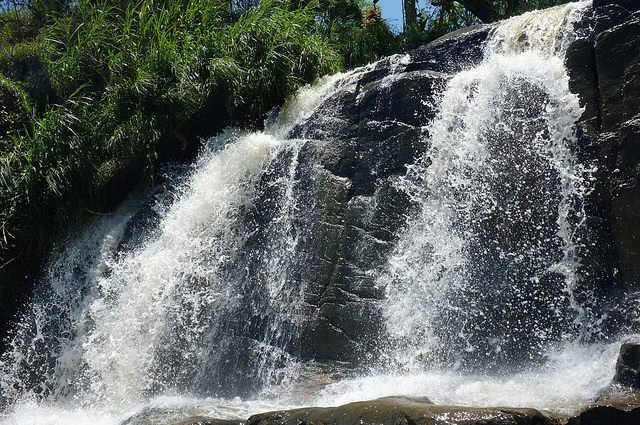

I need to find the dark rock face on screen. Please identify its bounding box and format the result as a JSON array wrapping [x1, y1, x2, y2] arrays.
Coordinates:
[[614, 342, 640, 388], [297, 68, 446, 364], [246, 26, 493, 368], [223, 0, 640, 373], [568, 406, 640, 425], [273, 0, 640, 370], [567, 2, 640, 300]]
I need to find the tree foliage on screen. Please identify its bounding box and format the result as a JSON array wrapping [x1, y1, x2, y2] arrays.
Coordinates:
[[405, 0, 572, 31], [439, 0, 573, 23], [399, 0, 573, 50]]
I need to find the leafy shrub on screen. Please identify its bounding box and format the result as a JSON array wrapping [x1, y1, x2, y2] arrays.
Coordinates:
[[338, 7, 398, 68], [0, 0, 342, 302], [0, 76, 30, 140]]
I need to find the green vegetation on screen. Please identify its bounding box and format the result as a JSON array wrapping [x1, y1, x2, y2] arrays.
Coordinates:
[[0, 0, 577, 339], [401, 0, 573, 44], [428, 0, 573, 25], [0, 0, 348, 333]]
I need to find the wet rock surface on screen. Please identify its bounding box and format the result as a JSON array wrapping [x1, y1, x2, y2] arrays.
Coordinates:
[[568, 406, 640, 425], [245, 401, 554, 425], [567, 387, 640, 425], [245, 25, 493, 368], [614, 342, 640, 388], [251, 0, 640, 371], [171, 388, 640, 425], [171, 397, 554, 425], [567, 0, 640, 293]]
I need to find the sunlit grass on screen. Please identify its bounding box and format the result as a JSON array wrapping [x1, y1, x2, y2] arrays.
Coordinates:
[[0, 0, 342, 279]]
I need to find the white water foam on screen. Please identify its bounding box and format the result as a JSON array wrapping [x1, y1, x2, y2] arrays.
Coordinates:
[[1, 131, 285, 408], [314, 340, 624, 415], [0, 58, 409, 423], [371, 0, 613, 409], [1, 395, 301, 425]]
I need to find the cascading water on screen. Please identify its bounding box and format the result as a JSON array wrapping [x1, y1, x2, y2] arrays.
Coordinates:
[[381, 2, 596, 372], [0, 1, 633, 423], [0, 66, 370, 417]]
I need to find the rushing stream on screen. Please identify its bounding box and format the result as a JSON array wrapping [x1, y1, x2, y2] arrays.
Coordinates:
[[0, 1, 634, 423]]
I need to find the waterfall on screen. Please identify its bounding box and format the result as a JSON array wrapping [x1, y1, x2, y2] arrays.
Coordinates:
[[380, 1, 595, 372], [0, 2, 630, 424]]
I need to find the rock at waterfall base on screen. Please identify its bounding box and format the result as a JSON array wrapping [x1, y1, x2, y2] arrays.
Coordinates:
[[176, 397, 556, 425], [173, 397, 640, 425], [614, 343, 640, 388]]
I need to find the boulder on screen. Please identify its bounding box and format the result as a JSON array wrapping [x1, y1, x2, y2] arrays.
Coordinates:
[[567, 406, 640, 425], [245, 397, 554, 425], [614, 342, 640, 388]]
